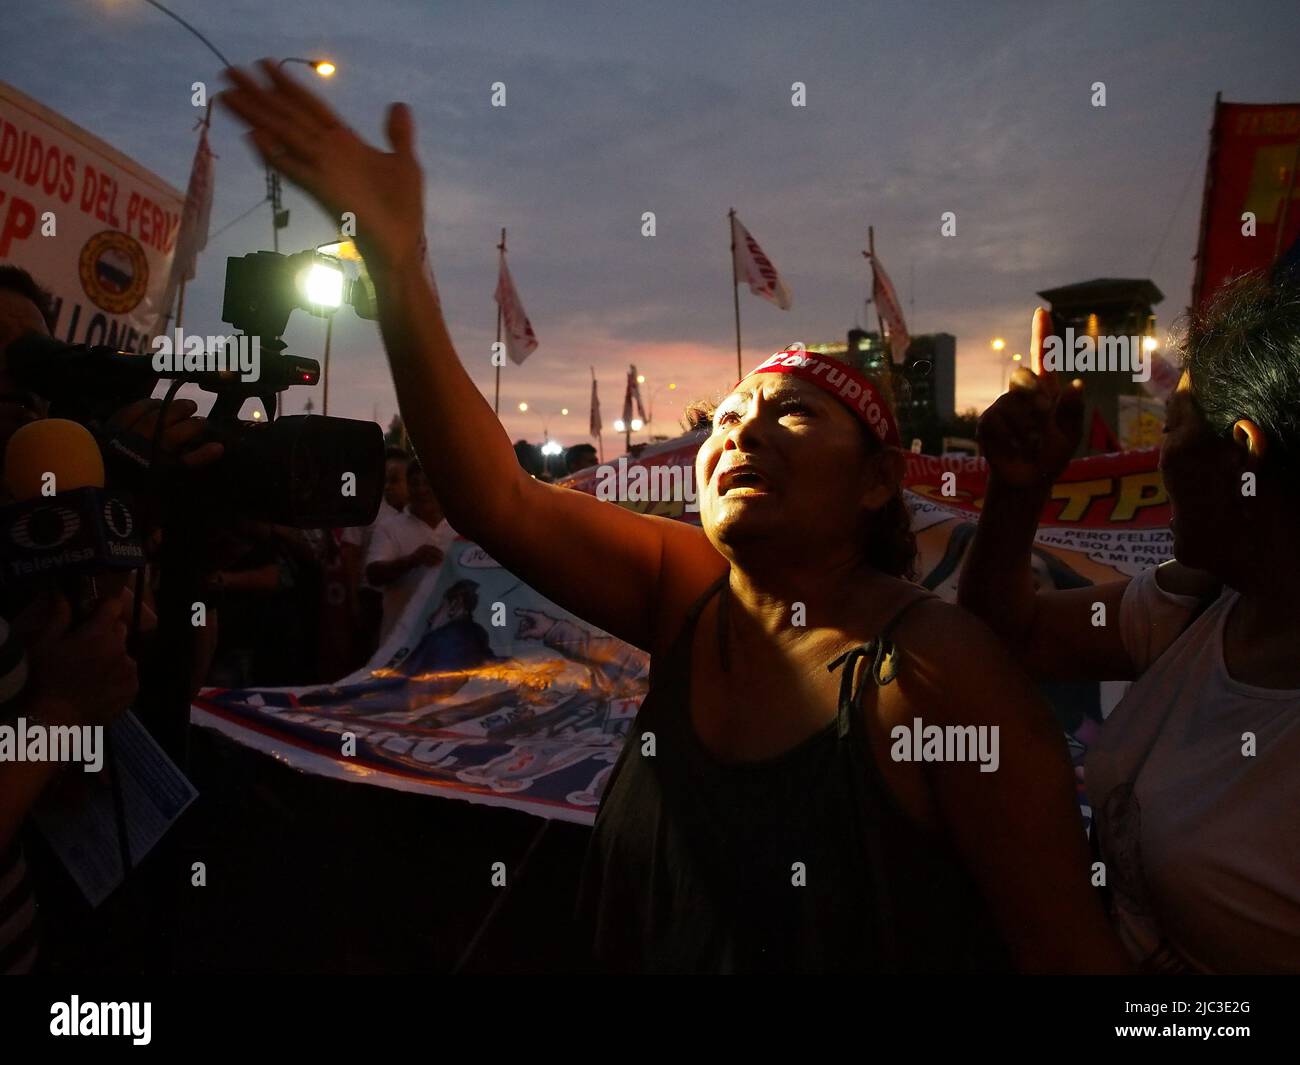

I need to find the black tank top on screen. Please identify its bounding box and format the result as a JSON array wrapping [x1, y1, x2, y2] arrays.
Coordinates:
[[575, 574, 1012, 974]]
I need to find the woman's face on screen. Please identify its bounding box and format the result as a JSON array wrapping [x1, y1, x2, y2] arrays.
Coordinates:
[[1159, 370, 1240, 569], [695, 373, 895, 559]]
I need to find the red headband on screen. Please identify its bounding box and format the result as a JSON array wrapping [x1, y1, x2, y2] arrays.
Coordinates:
[[737, 349, 901, 447]]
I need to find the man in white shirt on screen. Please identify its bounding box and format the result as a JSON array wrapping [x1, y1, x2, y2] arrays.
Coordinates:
[[342, 447, 411, 560], [365, 460, 456, 645], [341, 447, 410, 657]]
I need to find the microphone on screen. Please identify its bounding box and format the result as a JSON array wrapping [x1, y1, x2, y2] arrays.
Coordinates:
[[0, 419, 145, 619]]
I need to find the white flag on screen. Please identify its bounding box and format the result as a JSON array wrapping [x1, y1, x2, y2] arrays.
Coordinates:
[[869, 252, 910, 363], [622, 365, 647, 426], [494, 250, 538, 364], [154, 122, 214, 335], [732, 215, 792, 310]]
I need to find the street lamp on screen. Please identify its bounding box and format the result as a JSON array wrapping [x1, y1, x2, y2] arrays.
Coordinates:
[[534, 406, 568, 441], [644, 381, 676, 437], [517, 406, 568, 476], [267, 58, 337, 251]]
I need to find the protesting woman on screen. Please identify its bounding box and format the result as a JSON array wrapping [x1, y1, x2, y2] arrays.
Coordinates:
[[960, 282, 1300, 973], [220, 61, 1127, 973]]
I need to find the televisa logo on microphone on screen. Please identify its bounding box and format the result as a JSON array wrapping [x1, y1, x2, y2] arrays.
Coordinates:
[[150, 328, 260, 382]]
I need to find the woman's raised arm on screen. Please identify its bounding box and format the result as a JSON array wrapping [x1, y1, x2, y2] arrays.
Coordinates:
[[219, 62, 722, 650]]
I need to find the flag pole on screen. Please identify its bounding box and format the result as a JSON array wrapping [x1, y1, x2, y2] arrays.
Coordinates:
[[322, 313, 334, 416], [867, 226, 886, 342], [1190, 93, 1222, 310], [729, 208, 742, 381], [494, 228, 506, 415], [592, 365, 603, 464]]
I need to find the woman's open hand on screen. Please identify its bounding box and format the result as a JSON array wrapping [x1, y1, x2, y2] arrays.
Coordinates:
[[219, 60, 426, 272]]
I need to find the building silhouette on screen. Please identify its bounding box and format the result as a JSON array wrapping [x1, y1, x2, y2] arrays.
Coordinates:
[[809, 328, 956, 450], [1036, 278, 1163, 454]]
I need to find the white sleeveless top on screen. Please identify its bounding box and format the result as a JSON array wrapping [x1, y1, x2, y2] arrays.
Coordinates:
[[1086, 566, 1300, 973]]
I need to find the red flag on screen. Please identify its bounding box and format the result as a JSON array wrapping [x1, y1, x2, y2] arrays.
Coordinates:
[[1193, 100, 1300, 308], [869, 251, 910, 364], [494, 250, 538, 364], [590, 372, 602, 438], [732, 214, 792, 310], [1087, 407, 1121, 453]]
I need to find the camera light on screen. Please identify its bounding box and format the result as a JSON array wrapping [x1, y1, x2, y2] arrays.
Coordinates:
[[300, 260, 344, 308]]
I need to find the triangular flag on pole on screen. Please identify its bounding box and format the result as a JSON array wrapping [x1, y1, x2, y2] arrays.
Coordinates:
[[154, 118, 215, 336], [591, 367, 604, 462], [494, 249, 538, 364], [868, 245, 910, 364], [731, 215, 792, 310], [623, 365, 647, 425]]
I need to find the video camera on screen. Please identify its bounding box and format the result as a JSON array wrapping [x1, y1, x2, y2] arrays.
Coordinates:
[[4, 248, 383, 528]]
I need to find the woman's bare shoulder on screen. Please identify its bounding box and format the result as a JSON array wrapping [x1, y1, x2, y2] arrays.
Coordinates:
[[891, 595, 1009, 661], [650, 521, 728, 659]]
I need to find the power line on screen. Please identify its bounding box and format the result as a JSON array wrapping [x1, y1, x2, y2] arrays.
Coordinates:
[[1146, 145, 1207, 280], [209, 198, 268, 240], [140, 0, 232, 67]]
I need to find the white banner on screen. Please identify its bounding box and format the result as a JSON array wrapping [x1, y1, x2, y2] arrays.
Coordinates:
[[0, 81, 184, 352]]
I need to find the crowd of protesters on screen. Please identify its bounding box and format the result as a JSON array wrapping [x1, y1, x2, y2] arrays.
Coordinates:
[[7, 55, 1300, 977], [203, 437, 601, 686]]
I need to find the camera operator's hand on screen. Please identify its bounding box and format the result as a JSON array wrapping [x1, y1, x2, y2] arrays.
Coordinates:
[[219, 60, 426, 273], [978, 308, 1085, 492], [19, 590, 138, 728], [109, 397, 224, 469]]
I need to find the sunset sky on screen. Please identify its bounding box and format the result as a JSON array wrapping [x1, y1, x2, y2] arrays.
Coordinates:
[[5, 0, 1298, 451]]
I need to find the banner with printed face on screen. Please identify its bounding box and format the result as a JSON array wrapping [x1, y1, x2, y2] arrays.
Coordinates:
[[193, 436, 1171, 825], [0, 81, 184, 353]]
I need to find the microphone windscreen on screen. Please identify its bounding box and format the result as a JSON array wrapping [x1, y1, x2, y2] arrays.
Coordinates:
[[4, 419, 106, 501]]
